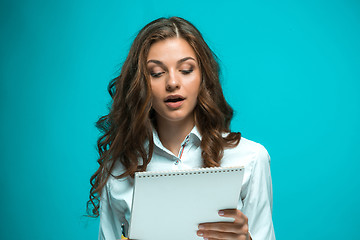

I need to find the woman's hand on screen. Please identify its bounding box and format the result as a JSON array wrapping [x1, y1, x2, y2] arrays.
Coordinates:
[[197, 209, 251, 240]]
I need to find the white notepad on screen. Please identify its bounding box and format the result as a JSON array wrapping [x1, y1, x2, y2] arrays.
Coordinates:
[[128, 166, 244, 240]]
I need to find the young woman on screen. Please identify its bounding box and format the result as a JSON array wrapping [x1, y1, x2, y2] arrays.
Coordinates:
[[88, 17, 275, 240]]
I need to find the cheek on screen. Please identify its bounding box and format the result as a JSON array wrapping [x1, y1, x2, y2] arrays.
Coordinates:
[[193, 73, 202, 93], [190, 78, 201, 98], [150, 89, 163, 110], [184, 72, 201, 92], [150, 84, 161, 99]]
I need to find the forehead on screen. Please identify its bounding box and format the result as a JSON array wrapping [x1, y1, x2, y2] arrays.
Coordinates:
[[147, 38, 197, 63]]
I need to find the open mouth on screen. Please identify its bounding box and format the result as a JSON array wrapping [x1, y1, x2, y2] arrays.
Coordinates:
[[164, 95, 185, 108], [164, 95, 185, 103], [165, 97, 184, 103]]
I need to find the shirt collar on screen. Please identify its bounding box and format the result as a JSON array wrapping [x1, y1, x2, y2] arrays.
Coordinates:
[[152, 125, 202, 150], [189, 125, 202, 142]]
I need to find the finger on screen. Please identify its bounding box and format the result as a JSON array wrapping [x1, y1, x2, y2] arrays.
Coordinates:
[[198, 222, 243, 233], [219, 209, 248, 224], [197, 229, 240, 240]]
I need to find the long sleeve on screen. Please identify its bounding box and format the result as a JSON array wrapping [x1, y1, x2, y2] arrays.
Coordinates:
[[98, 182, 128, 240], [241, 144, 275, 240]]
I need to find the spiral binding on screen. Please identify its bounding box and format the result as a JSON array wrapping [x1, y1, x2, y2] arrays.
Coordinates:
[[135, 166, 243, 178]]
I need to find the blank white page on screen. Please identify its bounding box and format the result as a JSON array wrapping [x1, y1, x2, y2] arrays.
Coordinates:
[[129, 166, 244, 240]]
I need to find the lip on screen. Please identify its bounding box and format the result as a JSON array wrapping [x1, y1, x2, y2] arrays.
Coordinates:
[[164, 94, 185, 102], [165, 100, 184, 109], [164, 94, 185, 109]]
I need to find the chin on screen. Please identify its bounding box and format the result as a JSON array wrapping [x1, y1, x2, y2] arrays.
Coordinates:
[[165, 115, 189, 122], [157, 112, 193, 124]]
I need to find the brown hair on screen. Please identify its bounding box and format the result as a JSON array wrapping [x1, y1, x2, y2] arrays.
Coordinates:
[[87, 16, 241, 217]]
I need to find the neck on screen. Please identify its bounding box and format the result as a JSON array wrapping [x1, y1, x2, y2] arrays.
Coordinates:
[[155, 115, 195, 156]]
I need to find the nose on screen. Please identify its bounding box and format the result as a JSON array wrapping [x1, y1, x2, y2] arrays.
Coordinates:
[[166, 70, 180, 91]]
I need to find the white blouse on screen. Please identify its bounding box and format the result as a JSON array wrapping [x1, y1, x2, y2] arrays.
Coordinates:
[[98, 127, 275, 240]]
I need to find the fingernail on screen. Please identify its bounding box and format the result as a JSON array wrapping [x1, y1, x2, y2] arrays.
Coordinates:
[[198, 225, 205, 230], [218, 210, 224, 216], [197, 231, 203, 236]]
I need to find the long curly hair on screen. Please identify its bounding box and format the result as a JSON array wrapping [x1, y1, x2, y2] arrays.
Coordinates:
[[87, 16, 241, 217]]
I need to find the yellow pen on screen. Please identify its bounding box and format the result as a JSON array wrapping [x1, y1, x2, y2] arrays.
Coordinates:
[[121, 223, 128, 239]]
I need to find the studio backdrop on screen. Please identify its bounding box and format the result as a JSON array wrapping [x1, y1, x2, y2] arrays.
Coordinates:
[[1, 0, 359, 239]]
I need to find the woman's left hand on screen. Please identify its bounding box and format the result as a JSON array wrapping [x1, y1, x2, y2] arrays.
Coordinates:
[[197, 209, 251, 240]]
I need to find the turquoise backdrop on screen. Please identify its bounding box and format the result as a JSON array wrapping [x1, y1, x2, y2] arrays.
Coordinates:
[[1, 0, 359, 239]]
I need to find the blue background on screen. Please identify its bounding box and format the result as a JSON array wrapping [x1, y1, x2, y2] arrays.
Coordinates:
[[1, 0, 359, 239]]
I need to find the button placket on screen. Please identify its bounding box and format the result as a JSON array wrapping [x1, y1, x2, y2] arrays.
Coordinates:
[[175, 135, 190, 165]]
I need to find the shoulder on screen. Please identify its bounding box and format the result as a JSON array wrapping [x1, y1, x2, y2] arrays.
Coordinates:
[[221, 136, 270, 168], [102, 160, 134, 199], [240, 137, 270, 163]]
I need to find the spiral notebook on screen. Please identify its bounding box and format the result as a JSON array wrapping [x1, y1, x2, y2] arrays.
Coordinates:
[[128, 166, 244, 240]]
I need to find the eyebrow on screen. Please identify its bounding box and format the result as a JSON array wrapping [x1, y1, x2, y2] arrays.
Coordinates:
[[146, 57, 196, 68]]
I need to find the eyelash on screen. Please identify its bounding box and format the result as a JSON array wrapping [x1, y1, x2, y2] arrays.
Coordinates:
[[150, 72, 165, 78], [180, 69, 193, 75], [150, 69, 193, 78]]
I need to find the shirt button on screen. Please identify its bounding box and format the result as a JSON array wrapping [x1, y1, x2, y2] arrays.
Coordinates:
[[174, 160, 180, 165]]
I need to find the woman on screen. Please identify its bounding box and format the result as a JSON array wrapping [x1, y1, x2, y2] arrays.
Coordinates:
[[88, 16, 275, 240]]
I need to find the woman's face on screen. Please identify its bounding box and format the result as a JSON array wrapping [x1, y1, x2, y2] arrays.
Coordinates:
[[147, 37, 201, 126]]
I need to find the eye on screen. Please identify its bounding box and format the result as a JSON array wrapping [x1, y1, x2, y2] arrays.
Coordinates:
[[150, 72, 165, 78], [180, 69, 193, 75]]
